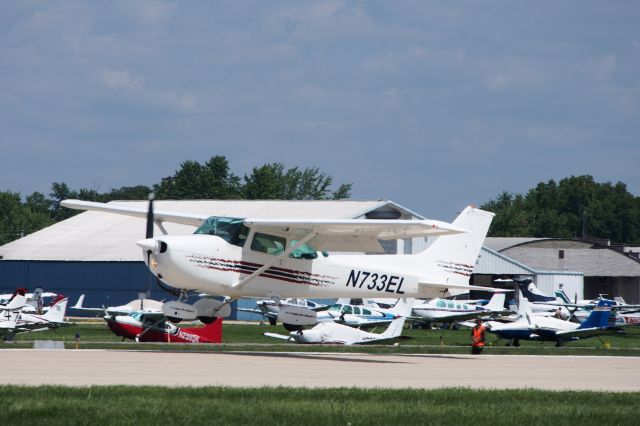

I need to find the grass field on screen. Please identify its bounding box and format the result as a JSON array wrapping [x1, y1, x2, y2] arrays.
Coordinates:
[[1, 386, 639, 426], [6, 320, 640, 356]]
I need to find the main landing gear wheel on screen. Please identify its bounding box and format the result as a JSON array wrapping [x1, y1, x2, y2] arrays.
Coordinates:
[[198, 316, 216, 324], [283, 323, 303, 332], [268, 317, 277, 326]]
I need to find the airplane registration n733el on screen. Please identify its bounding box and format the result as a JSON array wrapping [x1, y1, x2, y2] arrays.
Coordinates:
[[61, 198, 495, 325]]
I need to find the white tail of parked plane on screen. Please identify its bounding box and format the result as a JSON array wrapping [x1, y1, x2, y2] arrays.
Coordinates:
[[380, 298, 413, 339], [42, 298, 68, 323], [483, 293, 506, 312]]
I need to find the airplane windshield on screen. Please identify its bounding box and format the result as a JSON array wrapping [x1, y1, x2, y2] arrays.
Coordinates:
[[194, 217, 249, 248]]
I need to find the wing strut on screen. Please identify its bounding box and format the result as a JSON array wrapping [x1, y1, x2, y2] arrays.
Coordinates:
[[232, 231, 317, 290]]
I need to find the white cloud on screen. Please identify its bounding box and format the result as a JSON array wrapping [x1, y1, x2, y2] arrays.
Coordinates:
[[100, 69, 144, 91], [97, 68, 199, 113]]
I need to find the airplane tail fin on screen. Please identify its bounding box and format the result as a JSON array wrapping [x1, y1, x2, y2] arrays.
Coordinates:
[[483, 293, 506, 312], [381, 299, 412, 339], [515, 290, 533, 317], [555, 290, 571, 304], [42, 298, 68, 323], [73, 294, 86, 309], [184, 319, 223, 343], [578, 300, 612, 329], [416, 206, 494, 287], [1, 294, 27, 311]]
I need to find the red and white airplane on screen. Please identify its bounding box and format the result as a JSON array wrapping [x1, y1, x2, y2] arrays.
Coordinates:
[[61, 198, 496, 326], [105, 311, 222, 343]]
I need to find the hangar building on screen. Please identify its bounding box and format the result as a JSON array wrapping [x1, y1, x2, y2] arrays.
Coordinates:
[[475, 238, 640, 303]]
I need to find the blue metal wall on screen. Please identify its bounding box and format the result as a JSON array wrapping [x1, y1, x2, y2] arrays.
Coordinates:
[[0, 260, 163, 315], [0, 260, 336, 320]]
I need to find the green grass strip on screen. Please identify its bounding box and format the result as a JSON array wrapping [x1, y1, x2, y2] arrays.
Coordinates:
[[0, 386, 638, 426]]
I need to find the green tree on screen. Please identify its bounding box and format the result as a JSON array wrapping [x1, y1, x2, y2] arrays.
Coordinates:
[[49, 182, 78, 221], [155, 156, 242, 200], [0, 191, 53, 245], [243, 163, 351, 200], [105, 185, 153, 201], [481, 175, 640, 244]]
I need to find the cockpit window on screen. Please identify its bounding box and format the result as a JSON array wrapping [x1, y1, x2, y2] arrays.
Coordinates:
[[194, 217, 249, 248], [251, 232, 286, 255]]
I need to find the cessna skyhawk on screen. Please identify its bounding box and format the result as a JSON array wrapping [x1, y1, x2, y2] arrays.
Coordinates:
[[61, 199, 495, 326]]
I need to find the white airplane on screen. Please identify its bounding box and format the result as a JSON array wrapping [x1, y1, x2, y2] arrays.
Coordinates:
[[1, 297, 70, 337], [72, 294, 164, 317], [264, 300, 412, 344], [411, 292, 507, 324], [13, 297, 70, 332], [61, 198, 496, 326]]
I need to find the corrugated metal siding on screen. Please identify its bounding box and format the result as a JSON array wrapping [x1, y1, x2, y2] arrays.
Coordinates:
[[535, 273, 584, 301], [474, 247, 535, 275]]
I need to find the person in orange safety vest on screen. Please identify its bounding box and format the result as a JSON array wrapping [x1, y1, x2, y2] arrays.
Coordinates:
[[471, 318, 486, 355]]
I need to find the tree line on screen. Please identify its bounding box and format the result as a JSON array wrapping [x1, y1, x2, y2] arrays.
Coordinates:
[[0, 155, 351, 245], [480, 175, 640, 245]]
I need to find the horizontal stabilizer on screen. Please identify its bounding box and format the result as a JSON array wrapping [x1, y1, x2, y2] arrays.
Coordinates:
[[263, 332, 292, 341]]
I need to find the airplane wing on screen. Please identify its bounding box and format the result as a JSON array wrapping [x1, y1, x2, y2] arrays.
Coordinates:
[[61, 199, 207, 227], [418, 280, 508, 294], [62, 199, 469, 253], [236, 307, 275, 319], [555, 327, 625, 339], [245, 218, 468, 253]]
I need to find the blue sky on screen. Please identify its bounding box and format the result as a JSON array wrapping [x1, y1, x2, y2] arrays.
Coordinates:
[[1, 1, 639, 220]]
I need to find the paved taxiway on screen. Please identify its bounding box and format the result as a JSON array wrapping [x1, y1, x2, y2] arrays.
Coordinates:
[[2, 350, 639, 391]]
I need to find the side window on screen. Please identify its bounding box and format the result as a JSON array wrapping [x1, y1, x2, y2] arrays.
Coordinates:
[[436, 299, 446, 308], [251, 233, 286, 255], [341, 305, 353, 315], [353, 307, 361, 315], [362, 308, 372, 315]]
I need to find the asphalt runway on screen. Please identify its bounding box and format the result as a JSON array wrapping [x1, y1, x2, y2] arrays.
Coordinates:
[[2, 349, 639, 391]]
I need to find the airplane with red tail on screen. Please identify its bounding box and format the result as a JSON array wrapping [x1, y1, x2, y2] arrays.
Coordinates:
[[105, 311, 222, 343]]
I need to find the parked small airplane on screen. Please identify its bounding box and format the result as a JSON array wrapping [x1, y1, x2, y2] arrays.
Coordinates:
[[495, 278, 571, 319], [72, 294, 164, 316], [315, 302, 399, 327], [1, 296, 70, 338], [264, 300, 412, 344], [12, 297, 70, 333], [105, 311, 222, 343], [236, 297, 327, 326], [0, 288, 58, 314], [411, 292, 507, 324], [552, 291, 640, 326], [62, 198, 496, 327], [483, 292, 623, 346]]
